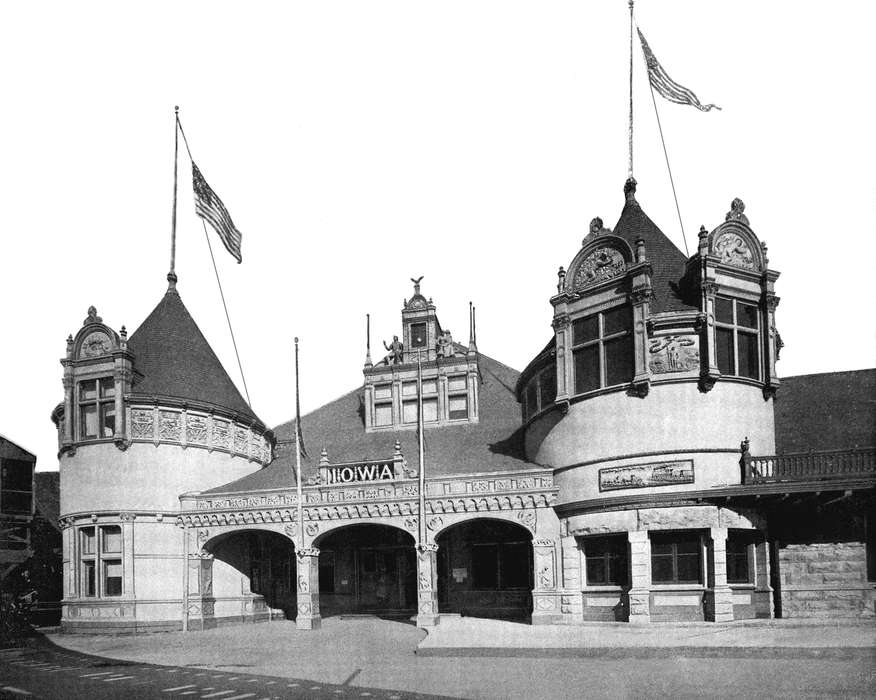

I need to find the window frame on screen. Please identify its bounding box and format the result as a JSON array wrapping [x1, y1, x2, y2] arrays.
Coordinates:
[[571, 305, 633, 396], [447, 374, 469, 421], [715, 297, 761, 381], [726, 531, 756, 585], [650, 532, 704, 586], [79, 525, 123, 598], [583, 535, 629, 587], [77, 377, 116, 441]]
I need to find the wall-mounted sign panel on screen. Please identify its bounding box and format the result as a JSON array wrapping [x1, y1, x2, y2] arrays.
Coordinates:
[[598, 460, 694, 492]]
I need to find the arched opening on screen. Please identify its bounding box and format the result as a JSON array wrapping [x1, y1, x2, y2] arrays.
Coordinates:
[[436, 519, 533, 621], [205, 529, 297, 622], [316, 524, 416, 618]]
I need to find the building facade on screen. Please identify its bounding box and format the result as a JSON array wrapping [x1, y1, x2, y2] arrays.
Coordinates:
[[54, 184, 875, 632]]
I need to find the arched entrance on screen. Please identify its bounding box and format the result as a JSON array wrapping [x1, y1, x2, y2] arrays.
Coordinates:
[[205, 529, 297, 621], [316, 524, 416, 618], [436, 519, 533, 620]]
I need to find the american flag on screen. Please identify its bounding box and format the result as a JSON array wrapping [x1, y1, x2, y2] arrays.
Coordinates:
[[638, 28, 721, 112], [192, 162, 243, 263]]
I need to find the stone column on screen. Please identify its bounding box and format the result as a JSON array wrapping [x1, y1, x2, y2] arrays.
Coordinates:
[[706, 527, 734, 622], [295, 547, 321, 630], [698, 279, 720, 392], [755, 537, 774, 618], [532, 538, 561, 624], [559, 532, 583, 621], [416, 543, 440, 627], [551, 314, 570, 400], [627, 530, 651, 623]]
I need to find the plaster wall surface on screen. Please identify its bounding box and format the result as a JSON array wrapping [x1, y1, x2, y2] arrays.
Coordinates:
[[60, 443, 261, 515], [529, 382, 775, 493]]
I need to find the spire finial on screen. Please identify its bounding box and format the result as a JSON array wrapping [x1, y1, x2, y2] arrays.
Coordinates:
[[624, 177, 638, 205], [166, 271, 178, 292], [364, 313, 372, 368]]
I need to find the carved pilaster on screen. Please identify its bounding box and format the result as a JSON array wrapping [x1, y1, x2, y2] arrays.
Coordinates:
[[61, 370, 74, 447], [699, 278, 720, 392], [763, 293, 781, 398], [416, 543, 440, 627], [552, 314, 570, 400], [532, 538, 561, 624], [295, 547, 321, 630]]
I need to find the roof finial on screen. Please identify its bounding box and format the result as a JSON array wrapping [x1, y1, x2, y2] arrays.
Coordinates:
[[411, 276, 424, 296], [166, 270, 178, 292], [624, 177, 638, 205]]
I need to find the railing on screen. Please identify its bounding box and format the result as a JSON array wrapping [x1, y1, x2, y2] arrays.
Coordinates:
[[741, 445, 876, 485]]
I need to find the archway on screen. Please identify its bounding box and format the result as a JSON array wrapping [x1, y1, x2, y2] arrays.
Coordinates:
[[205, 529, 297, 621], [436, 519, 533, 620], [316, 524, 416, 618]]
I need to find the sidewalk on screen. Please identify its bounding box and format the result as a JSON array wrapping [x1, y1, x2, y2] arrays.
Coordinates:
[[416, 615, 876, 658]]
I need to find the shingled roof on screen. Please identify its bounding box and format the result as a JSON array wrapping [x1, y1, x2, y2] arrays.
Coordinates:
[[127, 283, 260, 423], [203, 352, 537, 495], [612, 179, 697, 314], [775, 369, 876, 453]]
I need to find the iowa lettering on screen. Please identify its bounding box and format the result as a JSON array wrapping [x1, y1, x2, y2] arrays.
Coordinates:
[[328, 463, 394, 484]]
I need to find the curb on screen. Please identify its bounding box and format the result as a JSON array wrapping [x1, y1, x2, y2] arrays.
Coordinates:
[[415, 645, 876, 660]]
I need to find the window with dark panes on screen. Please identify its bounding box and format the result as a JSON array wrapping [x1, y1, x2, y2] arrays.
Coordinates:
[[572, 306, 633, 394], [78, 377, 115, 440], [80, 527, 96, 597], [726, 531, 754, 584], [650, 532, 702, 584], [448, 395, 468, 420], [584, 536, 628, 586], [539, 367, 557, 407], [410, 322, 427, 348], [715, 297, 760, 380], [1, 458, 33, 514], [501, 542, 531, 589]]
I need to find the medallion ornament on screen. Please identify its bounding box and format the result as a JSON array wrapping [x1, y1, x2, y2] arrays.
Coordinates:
[[713, 232, 754, 269], [573, 247, 626, 289]]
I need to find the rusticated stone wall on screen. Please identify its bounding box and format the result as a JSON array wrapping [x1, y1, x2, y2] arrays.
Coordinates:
[[778, 541, 874, 619]]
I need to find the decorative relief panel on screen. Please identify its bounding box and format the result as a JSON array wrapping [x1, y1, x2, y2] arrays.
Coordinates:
[[573, 247, 626, 290], [648, 335, 699, 373], [233, 426, 249, 454], [131, 409, 154, 439], [186, 414, 209, 445], [79, 331, 112, 358], [212, 419, 230, 449], [158, 411, 181, 441], [713, 232, 755, 270], [599, 460, 694, 492]]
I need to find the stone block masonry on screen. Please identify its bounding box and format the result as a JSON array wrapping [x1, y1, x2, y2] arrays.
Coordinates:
[[778, 541, 875, 619]]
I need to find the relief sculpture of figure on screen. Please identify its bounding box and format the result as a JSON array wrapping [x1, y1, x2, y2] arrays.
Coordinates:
[[383, 335, 403, 364]]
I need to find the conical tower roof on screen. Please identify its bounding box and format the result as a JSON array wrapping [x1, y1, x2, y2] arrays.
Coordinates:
[[127, 280, 259, 423], [612, 178, 698, 314]]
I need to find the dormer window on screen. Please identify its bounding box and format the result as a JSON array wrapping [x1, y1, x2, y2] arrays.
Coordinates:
[[572, 305, 633, 394], [715, 298, 760, 380], [78, 378, 115, 440]]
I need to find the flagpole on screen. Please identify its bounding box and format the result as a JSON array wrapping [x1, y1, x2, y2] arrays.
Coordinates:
[[170, 106, 180, 282], [294, 337, 304, 554], [417, 350, 426, 547], [628, 0, 635, 179]]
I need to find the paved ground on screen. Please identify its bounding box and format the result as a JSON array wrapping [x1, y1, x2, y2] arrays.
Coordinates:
[[0, 641, 454, 700], [27, 617, 875, 699]]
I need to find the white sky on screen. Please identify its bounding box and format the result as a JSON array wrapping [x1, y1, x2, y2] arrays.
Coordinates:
[[2, 1, 874, 471]]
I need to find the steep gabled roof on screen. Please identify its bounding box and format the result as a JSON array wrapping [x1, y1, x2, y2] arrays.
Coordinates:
[[612, 179, 698, 314], [127, 284, 259, 423], [204, 352, 537, 495], [775, 369, 876, 453]]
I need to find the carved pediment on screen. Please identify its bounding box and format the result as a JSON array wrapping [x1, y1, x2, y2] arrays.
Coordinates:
[[572, 247, 626, 290], [79, 331, 112, 358], [713, 231, 755, 270]]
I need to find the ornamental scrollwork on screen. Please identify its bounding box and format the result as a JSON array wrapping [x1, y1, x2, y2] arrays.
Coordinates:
[[130, 409, 154, 439]]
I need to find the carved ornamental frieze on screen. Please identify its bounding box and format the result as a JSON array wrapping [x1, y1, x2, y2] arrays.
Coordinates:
[[572, 247, 626, 290], [648, 335, 700, 373]]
